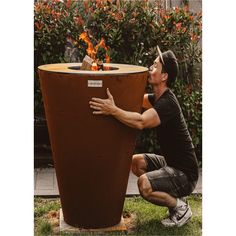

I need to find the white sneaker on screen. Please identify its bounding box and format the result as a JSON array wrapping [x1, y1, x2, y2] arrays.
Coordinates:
[[161, 201, 192, 227]]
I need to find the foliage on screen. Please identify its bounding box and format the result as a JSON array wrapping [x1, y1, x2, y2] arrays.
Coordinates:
[[34, 0, 202, 159], [34, 197, 61, 218], [173, 78, 202, 156], [84, 0, 158, 65], [36, 219, 53, 236], [34, 0, 86, 115], [34, 0, 85, 66], [34, 198, 60, 235]]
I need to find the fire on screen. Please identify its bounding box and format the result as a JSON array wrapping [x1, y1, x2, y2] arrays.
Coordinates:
[[79, 31, 110, 68], [94, 38, 110, 63], [91, 65, 99, 71], [79, 31, 96, 60]]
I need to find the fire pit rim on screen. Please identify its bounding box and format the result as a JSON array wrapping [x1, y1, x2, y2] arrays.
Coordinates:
[[38, 63, 148, 75]]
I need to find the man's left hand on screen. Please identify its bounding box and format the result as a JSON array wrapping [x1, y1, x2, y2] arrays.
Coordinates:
[[89, 88, 117, 115]]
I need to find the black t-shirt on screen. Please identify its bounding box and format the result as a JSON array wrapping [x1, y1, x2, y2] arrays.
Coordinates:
[[148, 89, 199, 182]]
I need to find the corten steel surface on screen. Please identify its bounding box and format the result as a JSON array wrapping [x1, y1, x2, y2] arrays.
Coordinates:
[[38, 63, 148, 228]]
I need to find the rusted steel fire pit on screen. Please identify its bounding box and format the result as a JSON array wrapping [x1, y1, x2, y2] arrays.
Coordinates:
[[38, 63, 148, 228]]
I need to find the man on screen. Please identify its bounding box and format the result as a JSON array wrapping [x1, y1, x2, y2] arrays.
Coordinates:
[[89, 47, 199, 227]]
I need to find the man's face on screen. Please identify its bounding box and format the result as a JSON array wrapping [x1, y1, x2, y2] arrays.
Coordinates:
[[148, 57, 165, 85]]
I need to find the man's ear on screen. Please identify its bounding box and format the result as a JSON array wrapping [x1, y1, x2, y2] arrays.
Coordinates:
[[161, 73, 168, 82]]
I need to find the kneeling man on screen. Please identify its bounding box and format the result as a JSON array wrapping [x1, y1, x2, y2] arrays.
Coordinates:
[[89, 47, 199, 227]]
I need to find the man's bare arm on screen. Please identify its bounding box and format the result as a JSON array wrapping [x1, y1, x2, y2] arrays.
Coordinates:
[[89, 88, 161, 130], [112, 106, 160, 130], [142, 94, 153, 109]]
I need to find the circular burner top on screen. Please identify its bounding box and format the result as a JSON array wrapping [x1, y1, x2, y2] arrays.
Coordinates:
[[38, 63, 148, 75]]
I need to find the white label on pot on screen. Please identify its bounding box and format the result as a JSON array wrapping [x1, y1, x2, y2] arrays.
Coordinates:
[[88, 80, 103, 87]]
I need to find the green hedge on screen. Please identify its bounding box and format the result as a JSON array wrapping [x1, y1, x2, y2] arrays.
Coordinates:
[[34, 0, 202, 160]]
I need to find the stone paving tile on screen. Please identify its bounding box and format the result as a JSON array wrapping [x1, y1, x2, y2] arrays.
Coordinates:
[[53, 171, 57, 189], [126, 171, 139, 195], [34, 168, 202, 196], [35, 170, 54, 190]]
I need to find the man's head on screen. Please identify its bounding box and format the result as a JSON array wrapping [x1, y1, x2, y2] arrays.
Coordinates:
[[149, 48, 179, 87]]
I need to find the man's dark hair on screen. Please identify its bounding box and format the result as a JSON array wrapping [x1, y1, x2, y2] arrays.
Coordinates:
[[160, 50, 179, 87]]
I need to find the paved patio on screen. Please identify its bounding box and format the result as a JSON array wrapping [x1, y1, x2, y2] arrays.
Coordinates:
[[34, 168, 202, 196]]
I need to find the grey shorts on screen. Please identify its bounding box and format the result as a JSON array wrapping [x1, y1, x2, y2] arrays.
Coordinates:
[[143, 153, 197, 198]]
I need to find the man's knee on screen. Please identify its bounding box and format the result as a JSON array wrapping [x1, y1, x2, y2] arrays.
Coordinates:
[[137, 174, 152, 199], [131, 154, 147, 177], [138, 174, 172, 206]]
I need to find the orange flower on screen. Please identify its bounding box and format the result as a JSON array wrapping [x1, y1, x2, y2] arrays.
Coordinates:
[[51, 10, 61, 19], [175, 22, 182, 30], [44, 5, 51, 14], [175, 6, 180, 13], [65, 0, 72, 9], [84, 0, 89, 13], [96, 0, 104, 8], [184, 4, 189, 12], [112, 12, 124, 21], [189, 15, 194, 21], [164, 15, 170, 20], [34, 3, 42, 12], [74, 16, 84, 26], [190, 33, 198, 41], [35, 21, 43, 31]]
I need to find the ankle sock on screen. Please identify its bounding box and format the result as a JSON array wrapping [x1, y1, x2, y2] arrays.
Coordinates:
[[173, 198, 186, 210]]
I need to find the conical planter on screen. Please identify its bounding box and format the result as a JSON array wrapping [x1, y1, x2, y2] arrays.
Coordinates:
[[38, 63, 148, 228]]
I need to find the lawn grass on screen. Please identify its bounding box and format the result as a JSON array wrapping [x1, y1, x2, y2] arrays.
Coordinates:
[[124, 195, 202, 235], [34, 195, 202, 235]]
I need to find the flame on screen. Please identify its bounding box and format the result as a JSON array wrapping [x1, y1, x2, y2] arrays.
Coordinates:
[[91, 65, 99, 71], [79, 31, 96, 59], [94, 38, 110, 63], [79, 31, 110, 69]]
